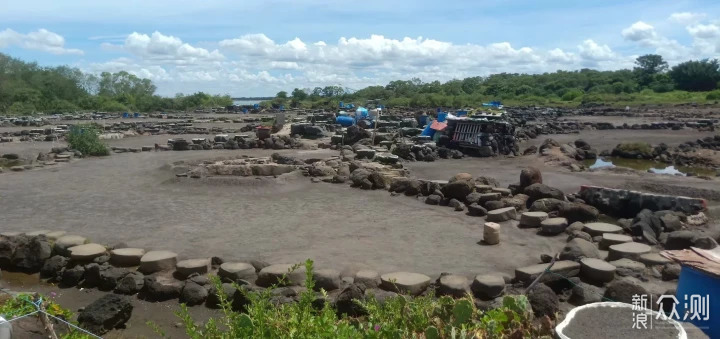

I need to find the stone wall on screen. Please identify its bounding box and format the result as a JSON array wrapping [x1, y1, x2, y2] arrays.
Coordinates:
[[578, 185, 706, 217]]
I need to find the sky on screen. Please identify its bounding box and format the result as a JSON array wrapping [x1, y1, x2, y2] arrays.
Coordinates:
[[1, 0, 720, 97]]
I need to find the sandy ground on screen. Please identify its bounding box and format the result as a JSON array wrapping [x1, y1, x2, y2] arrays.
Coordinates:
[[522, 130, 719, 152], [1, 126, 719, 337], [0, 147, 568, 278]]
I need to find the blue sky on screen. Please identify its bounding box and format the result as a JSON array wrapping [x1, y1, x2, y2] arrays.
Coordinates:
[[1, 0, 719, 96]]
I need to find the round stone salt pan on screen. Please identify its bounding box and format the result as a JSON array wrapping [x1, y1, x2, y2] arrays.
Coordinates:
[[556, 302, 686, 339]]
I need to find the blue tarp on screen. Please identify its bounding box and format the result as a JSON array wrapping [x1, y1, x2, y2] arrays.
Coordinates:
[[437, 112, 448, 122]]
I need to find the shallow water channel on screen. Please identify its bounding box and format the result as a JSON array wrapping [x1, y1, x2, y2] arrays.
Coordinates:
[[584, 157, 716, 177]]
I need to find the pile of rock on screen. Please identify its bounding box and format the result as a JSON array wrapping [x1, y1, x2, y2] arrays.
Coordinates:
[[0, 230, 520, 332], [160, 134, 304, 152], [391, 143, 439, 162]]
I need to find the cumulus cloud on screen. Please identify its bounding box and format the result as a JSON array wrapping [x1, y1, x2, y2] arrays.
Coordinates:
[[82, 17, 720, 96], [622, 21, 657, 43], [687, 23, 720, 39], [0, 28, 83, 55], [686, 23, 720, 54], [577, 40, 614, 61], [546, 48, 576, 64], [669, 12, 706, 25], [88, 31, 640, 95], [120, 31, 224, 63], [89, 58, 172, 81]]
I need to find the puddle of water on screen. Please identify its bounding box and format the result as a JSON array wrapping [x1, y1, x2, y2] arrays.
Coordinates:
[[584, 157, 716, 177]]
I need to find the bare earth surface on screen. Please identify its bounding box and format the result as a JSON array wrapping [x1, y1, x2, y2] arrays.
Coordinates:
[[0, 147, 564, 277], [2, 124, 720, 338]]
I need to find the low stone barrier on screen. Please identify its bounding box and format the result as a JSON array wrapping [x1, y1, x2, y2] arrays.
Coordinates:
[[578, 185, 706, 217]]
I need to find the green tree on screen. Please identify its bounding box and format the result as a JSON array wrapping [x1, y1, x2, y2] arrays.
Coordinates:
[[634, 54, 668, 87], [291, 88, 307, 100], [669, 59, 720, 91], [276, 91, 288, 99]]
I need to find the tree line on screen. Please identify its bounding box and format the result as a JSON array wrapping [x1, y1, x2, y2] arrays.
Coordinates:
[[3, 52, 720, 115], [275, 55, 720, 108], [0, 53, 232, 115]]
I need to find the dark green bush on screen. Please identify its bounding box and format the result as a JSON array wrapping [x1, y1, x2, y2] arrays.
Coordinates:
[[706, 90, 720, 100], [67, 124, 110, 156]]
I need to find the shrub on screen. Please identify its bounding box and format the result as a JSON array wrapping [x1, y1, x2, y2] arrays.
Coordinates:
[[170, 259, 548, 338], [706, 90, 720, 100], [67, 124, 110, 156], [561, 89, 584, 101]]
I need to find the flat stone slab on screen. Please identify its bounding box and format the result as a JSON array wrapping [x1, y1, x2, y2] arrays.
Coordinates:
[[68, 243, 107, 261], [25, 230, 51, 237], [45, 231, 67, 240], [608, 258, 645, 272], [1, 232, 24, 237], [471, 274, 505, 299], [354, 270, 381, 288], [139, 251, 178, 274], [54, 235, 87, 255], [639, 253, 671, 266], [379, 272, 432, 295], [218, 262, 256, 282], [580, 258, 616, 283], [256, 264, 306, 287], [519, 211, 548, 228], [437, 274, 470, 297], [110, 248, 145, 267], [176, 258, 210, 278], [583, 222, 623, 237], [515, 261, 580, 284], [475, 184, 492, 193], [607, 242, 651, 261], [599, 233, 633, 250], [486, 207, 517, 222], [491, 187, 512, 196], [478, 193, 502, 203], [541, 217, 568, 235]]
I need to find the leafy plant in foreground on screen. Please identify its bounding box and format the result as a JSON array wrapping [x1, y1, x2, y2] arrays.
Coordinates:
[[170, 259, 551, 338]]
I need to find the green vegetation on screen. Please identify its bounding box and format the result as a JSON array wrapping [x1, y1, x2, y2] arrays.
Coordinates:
[[0, 52, 232, 115], [0, 293, 91, 339], [170, 260, 549, 338], [274, 55, 720, 109], [5, 51, 720, 114], [66, 124, 110, 156], [615, 142, 654, 157]]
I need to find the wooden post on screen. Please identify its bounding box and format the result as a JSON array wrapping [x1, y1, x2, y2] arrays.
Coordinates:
[[34, 294, 59, 339]]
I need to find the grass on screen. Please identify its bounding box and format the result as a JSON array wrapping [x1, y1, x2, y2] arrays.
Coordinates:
[[165, 259, 552, 338]]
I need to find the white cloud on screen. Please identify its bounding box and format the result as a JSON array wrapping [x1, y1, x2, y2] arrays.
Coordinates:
[[547, 48, 576, 63], [669, 12, 706, 25], [120, 31, 224, 63], [686, 23, 720, 54], [0, 28, 83, 55], [70, 15, 720, 96], [577, 39, 614, 61], [687, 24, 720, 39], [89, 58, 172, 81], [622, 21, 657, 42]]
